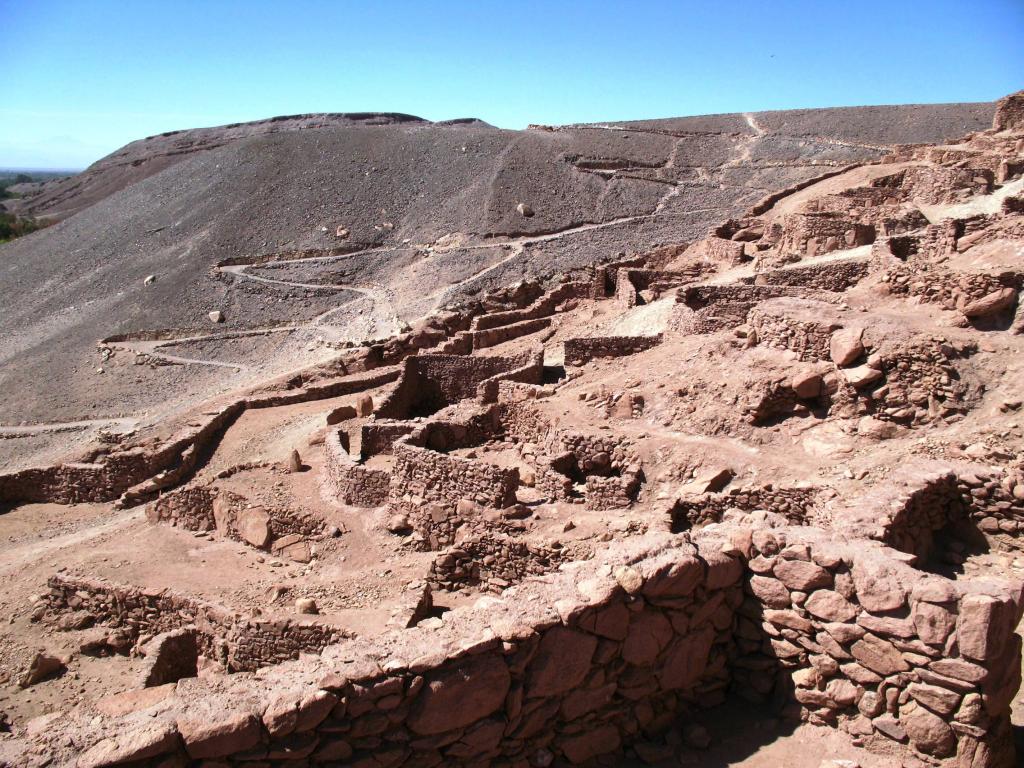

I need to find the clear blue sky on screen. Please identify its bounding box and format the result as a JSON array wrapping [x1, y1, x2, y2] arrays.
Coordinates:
[[2, 0, 1022, 170]]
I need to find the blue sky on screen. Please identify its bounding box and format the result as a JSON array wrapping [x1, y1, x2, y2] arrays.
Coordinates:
[[1, 0, 1022, 170]]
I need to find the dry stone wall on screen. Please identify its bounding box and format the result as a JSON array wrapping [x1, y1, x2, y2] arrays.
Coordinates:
[[39, 575, 347, 673], [563, 335, 663, 366], [322, 430, 390, 507]]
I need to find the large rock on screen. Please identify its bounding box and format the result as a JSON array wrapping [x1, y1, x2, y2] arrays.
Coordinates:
[[77, 722, 179, 768], [658, 626, 714, 690], [18, 652, 65, 687], [851, 560, 906, 612], [850, 633, 909, 675], [408, 654, 510, 734], [804, 590, 858, 622], [830, 328, 864, 366], [527, 627, 596, 697], [843, 364, 883, 388], [237, 507, 271, 549], [558, 724, 620, 764], [791, 370, 823, 399], [177, 711, 261, 759], [900, 701, 956, 757], [773, 559, 833, 591], [622, 611, 673, 666], [962, 288, 1017, 318]]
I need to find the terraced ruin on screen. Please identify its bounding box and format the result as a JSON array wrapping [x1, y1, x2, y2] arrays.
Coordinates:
[[1, 93, 1024, 767]]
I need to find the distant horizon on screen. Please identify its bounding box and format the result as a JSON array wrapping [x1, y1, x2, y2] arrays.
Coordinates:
[[2, 0, 1022, 170]]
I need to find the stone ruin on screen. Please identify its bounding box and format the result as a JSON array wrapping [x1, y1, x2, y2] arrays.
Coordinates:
[[3, 93, 1024, 768]]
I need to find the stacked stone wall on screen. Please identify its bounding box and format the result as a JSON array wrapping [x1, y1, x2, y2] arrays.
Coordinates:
[[39, 575, 346, 673], [752, 258, 870, 292], [748, 299, 843, 362], [563, 335, 662, 366], [322, 430, 390, 507], [428, 533, 565, 592], [672, 486, 819, 530], [776, 212, 875, 258]]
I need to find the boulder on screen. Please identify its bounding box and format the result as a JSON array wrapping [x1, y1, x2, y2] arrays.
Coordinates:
[[407, 654, 510, 735], [791, 370, 823, 399], [208, 310, 224, 323], [237, 507, 271, 549], [177, 711, 261, 759], [295, 598, 319, 615], [516, 202, 535, 218], [843, 364, 883, 388], [962, 287, 1017, 318], [19, 652, 66, 687], [326, 405, 357, 425], [355, 394, 374, 417], [527, 627, 596, 696], [830, 328, 864, 366]]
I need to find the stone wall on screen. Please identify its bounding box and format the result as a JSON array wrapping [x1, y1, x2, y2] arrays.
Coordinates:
[[672, 485, 819, 530], [20, 526, 1022, 768], [671, 284, 825, 335], [322, 430, 390, 507], [471, 281, 589, 331], [751, 258, 870, 292], [39, 575, 346, 673], [428, 532, 565, 592], [900, 166, 994, 205], [748, 298, 844, 362], [389, 440, 519, 515], [776, 212, 875, 258], [476, 348, 545, 404], [358, 421, 417, 458], [563, 335, 663, 366]]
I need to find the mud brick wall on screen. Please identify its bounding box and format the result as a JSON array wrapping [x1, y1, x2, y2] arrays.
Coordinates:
[[747, 299, 843, 362], [671, 486, 819, 530], [563, 334, 663, 366], [389, 439, 519, 514], [735, 527, 1023, 764], [359, 421, 416, 458], [428, 533, 564, 592], [322, 430, 390, 507], [752, 258, 870, 292], [776, 212, 875, 258]]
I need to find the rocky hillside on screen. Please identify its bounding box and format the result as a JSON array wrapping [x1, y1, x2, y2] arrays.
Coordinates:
[[0, 101, 994, 469]]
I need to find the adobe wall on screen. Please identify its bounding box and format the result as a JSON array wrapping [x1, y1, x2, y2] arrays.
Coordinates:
[[39, 575, 347, 673], [563, 334, 663, 366], [322, 430, 390, 507], [20, 527, 1023, 768]]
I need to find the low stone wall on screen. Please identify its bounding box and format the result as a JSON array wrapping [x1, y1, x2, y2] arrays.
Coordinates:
[[776, 212, 875, 258], [671, 284, 825, 335], [428, 533, 565, 592], [322, 430, 390, 507], [471, 281, 589, 331], [476, 348, 545, 404], [563, 335, 663, 366], [671, 485, 819, 530], [147, 485, 322, 554], [752, 257, 870, 292], [836, 462, 1024, 562], [359, 421, 416, 458], [18, 525, 1022, 768], [39, 575, 346, 673], [734, 526, 1022, 765], [471, 317, 551, 350], [900, 166, 994, 204], [748, 298, 844, 362], [585, 473, 642, 510], [389, 439, 519, 514]]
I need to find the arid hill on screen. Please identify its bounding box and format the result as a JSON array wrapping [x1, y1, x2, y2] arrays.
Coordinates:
[[2, 94, 1024, 768], [0, 101, 994, 473]]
